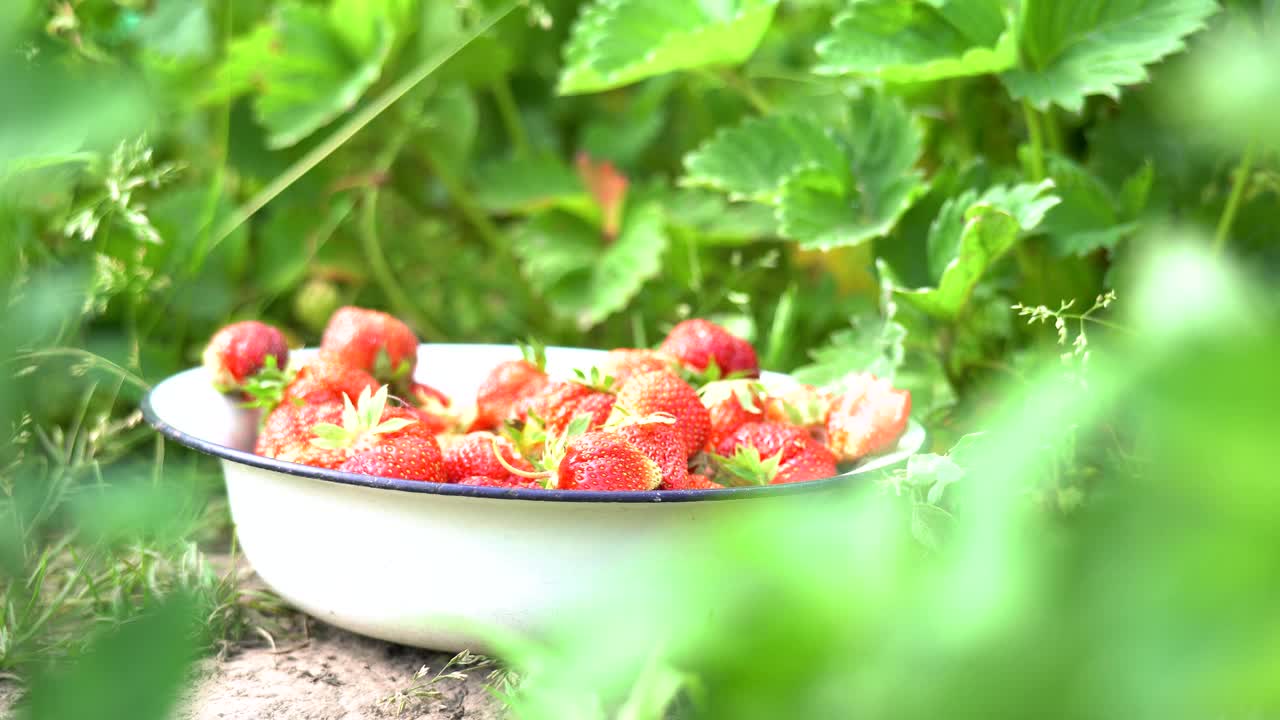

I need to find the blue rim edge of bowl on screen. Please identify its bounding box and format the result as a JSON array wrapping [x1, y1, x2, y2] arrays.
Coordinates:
[[140, 381, 923, 505]]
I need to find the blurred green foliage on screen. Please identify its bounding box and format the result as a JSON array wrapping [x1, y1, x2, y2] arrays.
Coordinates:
[[1, 0, 1277, 716]]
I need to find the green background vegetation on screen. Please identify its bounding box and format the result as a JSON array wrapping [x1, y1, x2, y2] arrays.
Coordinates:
[[1, 0, 1278, 717]]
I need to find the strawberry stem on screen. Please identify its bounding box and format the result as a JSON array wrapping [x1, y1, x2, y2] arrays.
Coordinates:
[[488, 435, 551, 482]]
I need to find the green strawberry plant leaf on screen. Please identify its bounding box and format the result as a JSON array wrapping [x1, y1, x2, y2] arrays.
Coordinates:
[[892, 205, 1021, 319], [1040, 154, 1152, 257], [515, 203, 668, 329], [792, 312, 907, 387], [682, 93, 926, 249], [1001, 0, 1219, 112], [472, 154, 592, 216], [558, 0, 780, 95], [927, 179, 1060, 278], [207, 2, 395, 149], [815, 0, 1018, 82], [682, 114, 848, 202]]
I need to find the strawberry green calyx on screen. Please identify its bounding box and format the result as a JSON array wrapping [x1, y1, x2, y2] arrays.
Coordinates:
[[491, 413, 593, 489], [240, 356, 297, 414], [679, 357, 754, 388], [373, 348, 414, 393], [571, 366, 616, 394], [698, 379, 766, 413], [713, 446, 784, 487], [310, 385, 417, 450], [519, 339, 548, 373], [604, 404, 677, 430]]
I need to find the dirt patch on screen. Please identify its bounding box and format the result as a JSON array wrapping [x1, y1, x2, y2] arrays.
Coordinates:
[[177, 618, 504, 720]]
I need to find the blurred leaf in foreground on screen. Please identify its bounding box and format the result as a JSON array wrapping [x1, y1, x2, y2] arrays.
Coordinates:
[[16, 594, 201, 720]]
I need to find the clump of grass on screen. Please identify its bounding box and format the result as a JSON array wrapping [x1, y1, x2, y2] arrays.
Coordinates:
[[379, 649, 493, 716]]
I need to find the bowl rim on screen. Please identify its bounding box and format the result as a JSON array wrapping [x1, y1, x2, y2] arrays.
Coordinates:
[[140, 344, 924, 504]]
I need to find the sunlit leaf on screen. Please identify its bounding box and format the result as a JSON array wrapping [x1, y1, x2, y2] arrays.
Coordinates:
[[682, 114, 848, 202], [682, 93, 925, 249], [895, 206, 1021, 319], [815, 0, 1017, 82], [208, 3, 393, 148], [558, 0, 779, 94], [1002, 0, 1219, 112], [927, 179, 1059, 278]]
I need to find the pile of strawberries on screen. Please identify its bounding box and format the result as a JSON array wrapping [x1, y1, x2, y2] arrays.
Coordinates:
[[202, 308, 911, 492]]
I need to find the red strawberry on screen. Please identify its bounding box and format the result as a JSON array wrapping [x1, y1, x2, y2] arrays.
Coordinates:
[[556, 431, 661, 491], [203, 321, 290, 392], [614, 371, 709, 458], [597, 349, 676, 386], [442, 431, 534, 483], [615, 421, 687, 489], [715, 421, 838, 486], [659, 319, 759, 380], [458, 475, 544, 490], [662, 472, 724, 491], [772, 440, 838, 484], [410, 381, 455, 434], [339, 434, 444, 482], [320, 306, 419, 384], [698, 380, 767, 451], [259, 385, 442, 482], [763, 384, 833, 429], [472, 354, 550, 431], [493, 426, 661, 491], [255, 401, 348, 469], [282, 352, 379, 407], [826, 373, 911, 461], [519, 380, 615, 436]]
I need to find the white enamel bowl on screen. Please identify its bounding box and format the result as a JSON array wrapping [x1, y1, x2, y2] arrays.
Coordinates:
[[142, 344, 925, 651]]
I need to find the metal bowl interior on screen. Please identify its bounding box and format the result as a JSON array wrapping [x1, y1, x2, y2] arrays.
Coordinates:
[[142, 344, 926, 503]]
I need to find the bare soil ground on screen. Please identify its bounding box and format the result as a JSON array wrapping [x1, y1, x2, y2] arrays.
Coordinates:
[[177, 619, 504, 720]]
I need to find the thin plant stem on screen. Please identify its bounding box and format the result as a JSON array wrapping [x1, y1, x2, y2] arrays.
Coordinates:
[[698, 68, 772, 114], [490, 80, 529, 156], [1213, 141, 1258, 255], [210, 1, 519, 250], [1021, 100, 1046, 181], [420, 147, 510, 262], [359, 132, 446, 341], [12, 349, 150, 392]]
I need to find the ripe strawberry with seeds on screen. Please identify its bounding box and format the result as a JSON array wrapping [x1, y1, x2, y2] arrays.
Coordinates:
[[715, 421, 837, 486], [281, 352, 380, 409], [339, 434, 445, 482], [492, 422, 661, 492], [614, 420, 688, 489], [613, 371, 709, 458], [320, 306, 419, 386], [255, 401, 348, 469], [763, 384, 833, 429], [518, 377, 616, 436], [442, 431, 534, 484], [659, 318, 759, 380], [699, 379, 767, 451], [306, 385, 444, 481], [203, 321, 290, 393], [597, 348, 675, 386], [826, 373, 911, 461], [471, 345, 550, 431]]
